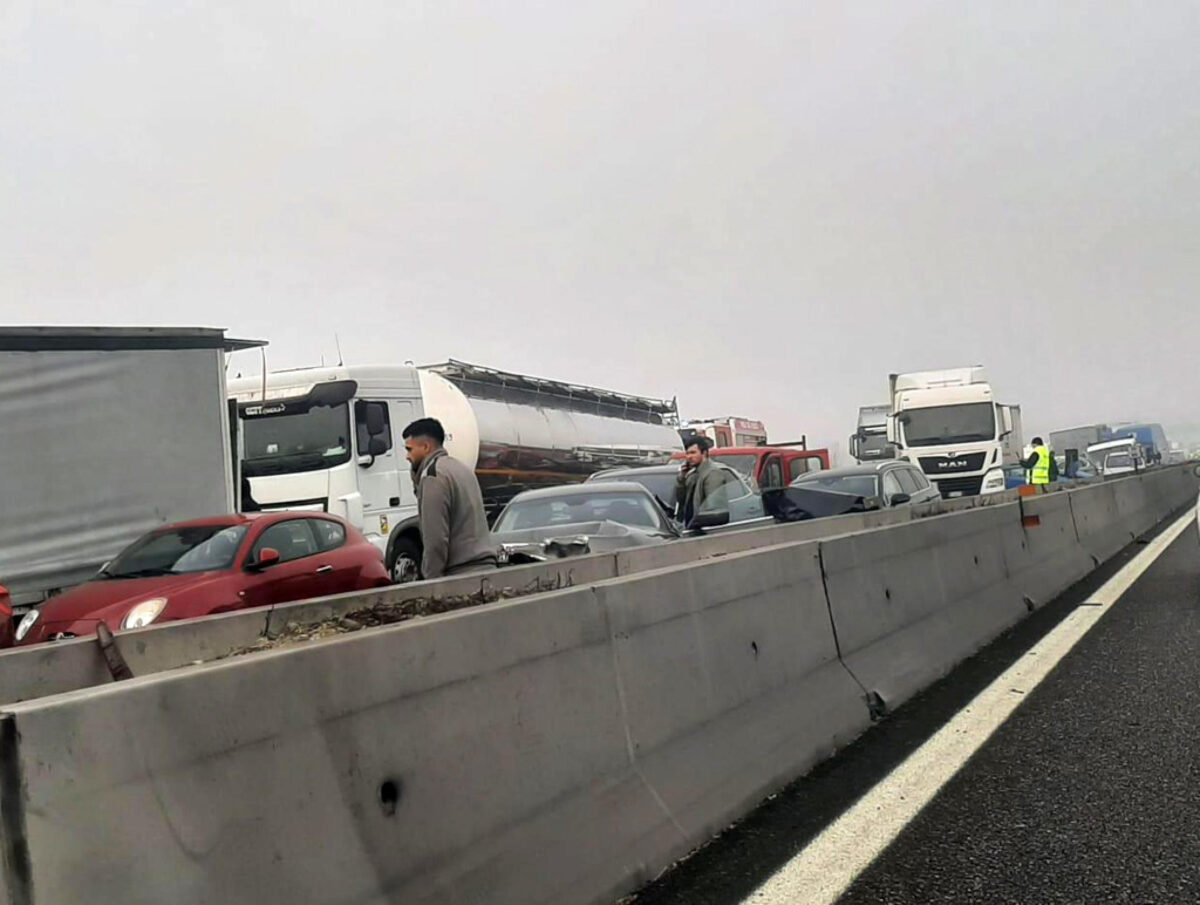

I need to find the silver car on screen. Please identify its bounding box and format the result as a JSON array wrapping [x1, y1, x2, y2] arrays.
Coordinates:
[[585, 462, 766, 525]]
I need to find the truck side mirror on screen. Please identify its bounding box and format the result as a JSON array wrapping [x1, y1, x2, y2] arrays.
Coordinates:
[[1000, 407, 1014, 438], [886, 417, 898, 444], [365, 403, 386, 437], [848, 434, 859, 458]]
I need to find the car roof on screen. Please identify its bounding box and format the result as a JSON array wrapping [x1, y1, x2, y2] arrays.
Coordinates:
[[508, 482, 655, 502], [148, 511, 343, 531], [796, 463, 901, 478], [591, 464, 680, 477]]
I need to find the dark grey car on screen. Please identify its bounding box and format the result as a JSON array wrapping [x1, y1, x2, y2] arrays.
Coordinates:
[[763, 461, 941, 521]]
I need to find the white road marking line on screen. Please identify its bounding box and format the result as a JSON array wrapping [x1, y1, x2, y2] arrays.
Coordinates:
[[744, 508, 1196, 905]]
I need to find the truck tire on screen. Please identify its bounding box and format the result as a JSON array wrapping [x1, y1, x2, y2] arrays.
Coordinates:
[[388, 535, 422, 584]]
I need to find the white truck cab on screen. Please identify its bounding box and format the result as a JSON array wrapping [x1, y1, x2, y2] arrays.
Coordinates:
[[886, 367, 1018, 498], [229, 366, 479, 581]]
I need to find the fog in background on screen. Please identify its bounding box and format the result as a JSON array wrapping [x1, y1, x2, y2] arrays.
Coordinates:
[[5, 2, 1200, 458]]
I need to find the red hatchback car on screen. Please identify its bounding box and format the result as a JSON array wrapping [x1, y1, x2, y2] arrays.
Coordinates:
[[15, 512, 390, 645]]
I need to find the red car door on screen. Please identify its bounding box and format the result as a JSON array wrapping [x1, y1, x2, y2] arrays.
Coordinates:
[[305, 516, 366, 597], [237, 519, 326, 610]]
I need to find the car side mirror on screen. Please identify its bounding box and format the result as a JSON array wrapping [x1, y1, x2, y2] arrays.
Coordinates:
[[248, 547, 281, 571], [889, 493, 911, 506], [689, 511, 731, 530]]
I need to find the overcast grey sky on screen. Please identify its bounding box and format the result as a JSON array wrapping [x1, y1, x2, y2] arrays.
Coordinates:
[[4, 1, 1199, 454]]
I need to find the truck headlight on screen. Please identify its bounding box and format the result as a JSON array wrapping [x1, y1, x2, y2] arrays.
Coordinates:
[[982, 468, 1006, 491], [122, 598, 168, 630], [15, 609, 40, 642]]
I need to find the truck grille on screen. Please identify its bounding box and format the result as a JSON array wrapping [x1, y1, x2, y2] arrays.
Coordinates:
[[918, 452, 988, 475], [934, 475, 983, 498]]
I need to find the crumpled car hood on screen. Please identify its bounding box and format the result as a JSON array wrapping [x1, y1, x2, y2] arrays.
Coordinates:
[[493, 520, 671, 560]]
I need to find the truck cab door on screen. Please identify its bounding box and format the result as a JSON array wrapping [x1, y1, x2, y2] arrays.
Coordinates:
[[354, 400, 403, 518], [760, 453, 785, 490]]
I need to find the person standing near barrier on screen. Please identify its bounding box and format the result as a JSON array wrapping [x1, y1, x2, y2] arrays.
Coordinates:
[[403, 417, 498, 580], [1020, 436, 1055, 491], [675, 435, 734, 528]]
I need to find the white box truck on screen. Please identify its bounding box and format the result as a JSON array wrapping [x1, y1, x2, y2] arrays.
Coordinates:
[[228, 360, 683, 582], [0, 327, 261, 609], [886, 366, 1019, 498]]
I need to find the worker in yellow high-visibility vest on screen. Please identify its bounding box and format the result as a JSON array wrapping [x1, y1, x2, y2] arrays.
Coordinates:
[[1020, 437, 1053, 491]]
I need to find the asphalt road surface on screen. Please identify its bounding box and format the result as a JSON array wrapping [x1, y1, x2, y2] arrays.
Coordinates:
[[625, 510, 1200, 905]]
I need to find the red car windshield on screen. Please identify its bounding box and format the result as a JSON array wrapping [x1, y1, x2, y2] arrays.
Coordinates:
[[102, 525, 249, 578]]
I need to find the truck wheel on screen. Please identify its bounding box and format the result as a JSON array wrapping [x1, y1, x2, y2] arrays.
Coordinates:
[[388, 536, 422, 584]]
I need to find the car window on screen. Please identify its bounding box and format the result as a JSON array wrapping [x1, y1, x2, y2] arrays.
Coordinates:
[[881, 471, 905, 500], [496, 492, 664, 532], [591, 471, 677, 509], [909, 468, 932, 491], [309, 518, 347, 552], [894, 468, 922, 495], [107, 524, 249, 577], [253, 519, 320, 563], [793, 473, 878, 497]]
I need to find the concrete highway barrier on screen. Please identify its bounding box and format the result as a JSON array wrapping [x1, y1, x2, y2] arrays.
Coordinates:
[[0, 540, 869, 905], [0, 466, 1195, 905], [0, 497, 1009, 706], [1005, 491, 1094, 607], [821, 503, 1027, 712]]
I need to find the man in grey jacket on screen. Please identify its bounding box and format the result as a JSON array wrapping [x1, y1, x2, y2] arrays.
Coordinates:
[[403, 418, 498, 580], [675, 435, 734, 529]]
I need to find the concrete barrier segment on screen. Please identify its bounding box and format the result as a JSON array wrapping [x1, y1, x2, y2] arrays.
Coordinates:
[[820, 505, 1029, 713], [0, 539, 867, 905]]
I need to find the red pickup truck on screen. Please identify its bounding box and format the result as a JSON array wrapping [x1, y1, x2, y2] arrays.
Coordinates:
[[673, 445, 830, 489]]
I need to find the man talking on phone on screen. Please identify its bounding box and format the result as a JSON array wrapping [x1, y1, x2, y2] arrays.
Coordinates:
[[675, 435, 733, 529]]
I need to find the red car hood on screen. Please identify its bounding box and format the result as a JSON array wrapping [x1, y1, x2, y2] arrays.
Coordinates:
[[32, 571, 229, 626]]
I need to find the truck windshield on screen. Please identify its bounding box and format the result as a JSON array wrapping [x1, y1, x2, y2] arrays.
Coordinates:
[[242, 403, 352, 476], [902, 403, 996, 447]]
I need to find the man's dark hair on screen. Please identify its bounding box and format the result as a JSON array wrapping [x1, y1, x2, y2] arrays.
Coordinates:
[[403, 417, 446, 445], [685, 434, 712, 454], [1032, 436, 1044, 445]]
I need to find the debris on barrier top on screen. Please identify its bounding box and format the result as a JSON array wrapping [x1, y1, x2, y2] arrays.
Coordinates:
[[219, 573, 575, 661]]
